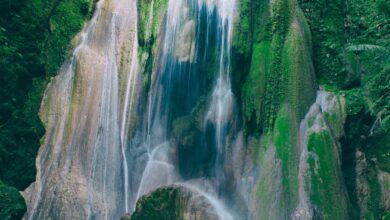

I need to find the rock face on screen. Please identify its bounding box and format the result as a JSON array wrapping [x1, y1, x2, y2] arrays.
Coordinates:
[[379, 171, 390, 212], [23, 0, 144, 219], [232, 89, 349, 220], [293, 91, 349, 220]]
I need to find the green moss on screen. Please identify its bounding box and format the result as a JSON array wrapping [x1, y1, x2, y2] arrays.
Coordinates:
[[273, 106, 299, 214], [47, 0, 95, 76], [242, 42, 271, 130], [138, 0, 168, 95], [131, 187, 186, 220], [231, 0, 271, 102], [306, 131, 348, 219], [241, 0, 316, 133], [282, 13, 316, 120], [0, 181, 26, 220]]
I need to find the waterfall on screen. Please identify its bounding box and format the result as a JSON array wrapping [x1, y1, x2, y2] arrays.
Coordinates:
[[23, 0, 141, 219], [204, 0, 235, 184], [128, 0, 237, 218], [23, 0, 238, 218]]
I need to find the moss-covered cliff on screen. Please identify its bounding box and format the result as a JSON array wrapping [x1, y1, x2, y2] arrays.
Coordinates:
[[232, 0, 389, 219], [236, 0, 316, 134]]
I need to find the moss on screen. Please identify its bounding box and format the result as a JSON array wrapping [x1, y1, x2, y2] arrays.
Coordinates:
[[306, 130, 348, 219], [241, 0, 315, 133], [282, 12, 316, 120], [131, 187, 186, 220], [273, 106, 299, 214], [138, 0, 168, 95], [231, 0, 271, 102], [46, 0, 95, 76], [0, 181, 26, 220], [242, 42, 271, 131]]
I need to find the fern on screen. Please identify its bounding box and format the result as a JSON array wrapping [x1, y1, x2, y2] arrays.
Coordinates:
[[346, 44, 389, 53]]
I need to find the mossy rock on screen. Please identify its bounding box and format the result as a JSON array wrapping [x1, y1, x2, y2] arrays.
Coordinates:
[[241, 0, 316, 132], [131, 187, 185, 220], [131, 186, 222, 220], [306, 130, 348, 219], [273, 105, 299, 214]]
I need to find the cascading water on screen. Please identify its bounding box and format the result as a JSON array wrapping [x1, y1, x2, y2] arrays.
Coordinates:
[[204, 0, 235, 185], [23, 0, 142, 219], [126, 0, 237, 218]]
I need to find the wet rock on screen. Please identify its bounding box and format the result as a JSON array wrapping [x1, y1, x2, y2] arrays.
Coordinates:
[[379, 170, 390, 211], [131, 185, 226, 220]]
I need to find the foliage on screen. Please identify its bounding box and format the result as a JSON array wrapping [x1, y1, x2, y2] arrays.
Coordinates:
[[298, 0, 347, 87], [0, 181, 26, 220], [0, 0, 94, 217]]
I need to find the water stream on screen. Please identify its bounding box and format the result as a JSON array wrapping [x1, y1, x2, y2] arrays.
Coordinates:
[[128, 0, 237, 218]]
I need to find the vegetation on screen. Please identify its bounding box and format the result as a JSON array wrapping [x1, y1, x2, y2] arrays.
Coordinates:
[[240, 0, 316, 134], [131, 187, 186, 220], [0, 0, 95, 218], [137, 0, 168, 94], [273, 106, 299, 215], [238, 0, 389, 218], [307, 130, 348, 219], [0, 181, 26, 220], [297, 0, 390, 217]]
